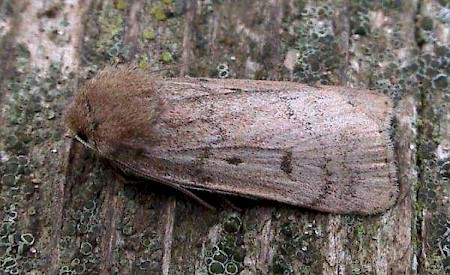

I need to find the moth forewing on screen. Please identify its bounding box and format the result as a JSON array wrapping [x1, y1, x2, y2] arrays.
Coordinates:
[[140, 79, 396, 215], [65, 66, 397, 215]]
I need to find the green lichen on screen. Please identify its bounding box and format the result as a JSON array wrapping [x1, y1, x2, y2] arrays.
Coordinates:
[[203, 213, 246, 274], [71, 258, 86, 273], [208, 261, 225, 274], [381, 0, 402, 9], [114, 0, 127, 10], [432, 74, 448, 89], [142, 30, 155, 41], [1, 174, 17, 187], [80, 242, 93, 256], [272, 255, 292, 274], [223, 214, 242, 234], [439, 161, 450, 180], [4, 159, 19, 174], [285, 3, 342, 85], [1, 42, 73, 272], [63, 221, 77, 236], [270, 215, 320, 273], [421, 16, 434, 31], [217, 63, 230, 79], [151, 6, 167, 21], [161, 51, 173, 63], [82, 3, 128, 64], [351, 11, 370, 36], [138, 57, 150, 69], [4, 135, 19, 151], [414, 35, 450, 273], [20, 233, 34, 245], [122, 224, 135, 236]]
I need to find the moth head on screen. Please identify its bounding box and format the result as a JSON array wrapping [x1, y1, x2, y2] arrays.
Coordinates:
[[65, 65, 163, 158]]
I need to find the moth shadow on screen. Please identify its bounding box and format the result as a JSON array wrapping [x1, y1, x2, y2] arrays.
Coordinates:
[[122, 176, 319, 215], [103, 161, 322, 215], [117, 173, 267, 212]]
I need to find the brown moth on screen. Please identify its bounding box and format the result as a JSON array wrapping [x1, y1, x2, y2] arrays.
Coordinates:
[[65, 65, 397, 215]]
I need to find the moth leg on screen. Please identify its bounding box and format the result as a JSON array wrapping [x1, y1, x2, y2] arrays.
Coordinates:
[[220, 197, 242, 212], [111, 168, 128, 184], [162, 180, 216, 210], [110, 158, 215, 210]]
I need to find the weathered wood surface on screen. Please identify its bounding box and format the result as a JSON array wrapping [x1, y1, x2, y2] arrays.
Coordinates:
[[0, 0, 448, 274]]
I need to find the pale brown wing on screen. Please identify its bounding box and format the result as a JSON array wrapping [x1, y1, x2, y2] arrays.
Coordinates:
[[128, 78, 397, 215]]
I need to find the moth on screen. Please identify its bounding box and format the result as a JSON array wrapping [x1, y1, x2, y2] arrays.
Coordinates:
[[65, 65, 397, 215]]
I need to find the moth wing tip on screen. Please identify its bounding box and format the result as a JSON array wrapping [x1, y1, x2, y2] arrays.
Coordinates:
[[358, 186, 399, 215]]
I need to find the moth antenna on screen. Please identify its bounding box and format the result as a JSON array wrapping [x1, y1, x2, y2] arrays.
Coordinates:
[[158, 178, 216, 211], [110, 158, 215, 210], [74, 134, 96, 151], [73, 135, 214, 209]]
